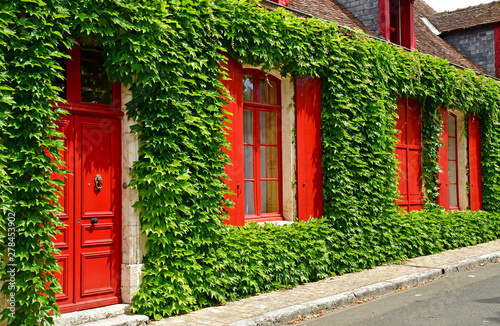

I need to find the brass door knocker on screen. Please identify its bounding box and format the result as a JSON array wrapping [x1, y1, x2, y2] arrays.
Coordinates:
[[94, 174, 103, 191]]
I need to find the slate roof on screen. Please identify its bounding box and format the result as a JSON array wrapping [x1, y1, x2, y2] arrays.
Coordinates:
[[429, 1, 500, 33], [288, 0, 377, 36], [413, 0, 488, 74]]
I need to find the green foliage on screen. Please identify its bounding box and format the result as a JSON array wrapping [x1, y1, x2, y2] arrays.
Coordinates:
[[3, 0, 500, 323], [133, 210, 500, 319], [0, 1, 69, 324]]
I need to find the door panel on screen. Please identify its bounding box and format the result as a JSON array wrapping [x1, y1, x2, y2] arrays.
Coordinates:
[[81, 251, 115, 296], [56, 115, 121, 313], [74, 115, 121, 307]]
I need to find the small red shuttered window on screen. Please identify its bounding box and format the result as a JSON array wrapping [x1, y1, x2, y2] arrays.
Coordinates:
[[395, 98, 422, 212], [379, 0, 416, 49]]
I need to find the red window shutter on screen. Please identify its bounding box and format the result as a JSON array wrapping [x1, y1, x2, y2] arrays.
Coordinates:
[[400, 0, 416, 50], [295, 76, 323, 221], [221, 55, 245, 226], [437, 106, 449, 210], [468, 114, 483, 210], [379, 0, 390, 41], [395, 98, 422, 212]]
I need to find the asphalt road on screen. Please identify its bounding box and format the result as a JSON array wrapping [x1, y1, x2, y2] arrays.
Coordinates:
[[297, 262, 500, 326]]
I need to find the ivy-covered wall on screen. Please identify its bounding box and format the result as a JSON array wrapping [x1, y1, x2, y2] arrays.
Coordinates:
[[2, 0, 500, 324]]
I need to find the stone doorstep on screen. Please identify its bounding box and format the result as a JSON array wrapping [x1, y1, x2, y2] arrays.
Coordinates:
[[80, 315, 149, 326], [53, 304, 149, 326]]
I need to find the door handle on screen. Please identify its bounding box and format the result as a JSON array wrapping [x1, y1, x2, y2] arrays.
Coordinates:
[[91, 217, 99, 225], [94, 174, 103, 191]]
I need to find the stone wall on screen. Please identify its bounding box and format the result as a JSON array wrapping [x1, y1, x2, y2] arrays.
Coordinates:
[[441, 25, 495, 76], [121, 85, 147, 304], [336, 0, 380, 35]]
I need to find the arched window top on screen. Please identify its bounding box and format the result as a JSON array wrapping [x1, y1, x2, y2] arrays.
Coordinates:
[[242, 69, 281, 107]]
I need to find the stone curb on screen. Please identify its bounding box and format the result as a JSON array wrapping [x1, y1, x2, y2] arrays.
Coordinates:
[[229, 251, 500, 326]]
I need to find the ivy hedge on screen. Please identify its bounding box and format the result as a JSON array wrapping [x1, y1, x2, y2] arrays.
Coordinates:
[[2, 0, 500, 324]]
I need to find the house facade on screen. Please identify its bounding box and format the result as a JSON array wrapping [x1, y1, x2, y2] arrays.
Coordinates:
[[2, 0, 493, 319]]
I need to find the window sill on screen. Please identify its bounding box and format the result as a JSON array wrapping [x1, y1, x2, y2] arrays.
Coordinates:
[[255, 220, 294, 226]]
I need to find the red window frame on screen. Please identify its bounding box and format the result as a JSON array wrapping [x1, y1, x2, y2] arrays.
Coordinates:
[[447, 113, 459, 210], [242, 69, 283, 221], [58, 42, 122, 117]]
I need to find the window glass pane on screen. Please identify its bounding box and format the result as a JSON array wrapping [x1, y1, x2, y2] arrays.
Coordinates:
[[243, 110, 253, 143], [244, 145, 253, 179], [259, 111, 278, 144], [448, 161, 457, 183], [244, 181, 254, 215], [243, 75, 253, 101], [261, 180, 279, 213], [80, 36, 113, 105], [448, 138, 456, 160], [449, 184, 458, 207], [448, 114, 456, 136], [260, 146, 278, 179], [259, 78, 277, 105]]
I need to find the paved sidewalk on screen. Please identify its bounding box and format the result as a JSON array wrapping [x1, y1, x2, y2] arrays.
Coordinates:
[[152, 239, 500, 326]]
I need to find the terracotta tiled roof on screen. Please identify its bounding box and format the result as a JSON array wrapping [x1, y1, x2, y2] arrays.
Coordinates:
[[414, 0, 488, 74], [263, 0, 489, 75], [429, 1, 500, 33]]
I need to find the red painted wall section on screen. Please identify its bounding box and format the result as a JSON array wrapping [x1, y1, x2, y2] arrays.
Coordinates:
[[379, 0, 390, 41], [295, 76, 323, 221], [437, 107, 449, 209], [495, 23, 500, 77], [468, 114, 483, 210], [221, 55, 245, 226]]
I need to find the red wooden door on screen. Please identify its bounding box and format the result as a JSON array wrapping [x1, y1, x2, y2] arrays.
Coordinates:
[[395, 98, 422, 211], [55, 115, 121, 313]]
